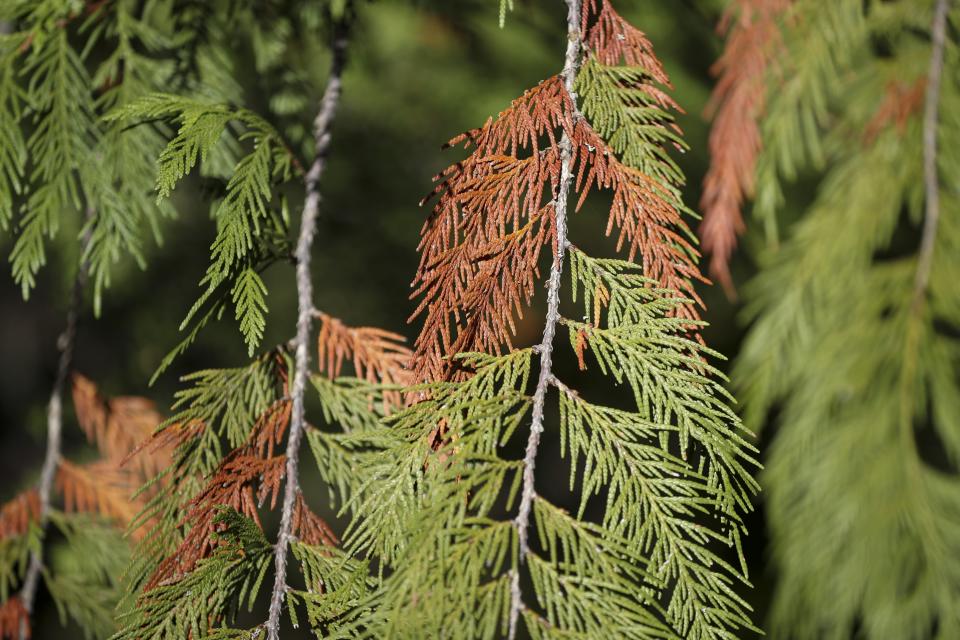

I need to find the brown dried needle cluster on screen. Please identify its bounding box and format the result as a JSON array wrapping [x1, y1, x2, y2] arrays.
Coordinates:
[[0, 599, 29, 640], [143, 392, 335, 589], [864, 77, 928, 143], [316, 311, 412, 411], [139, 312, 392, 591], [701, 0, 790, 295], [411, 0, 704, 384]]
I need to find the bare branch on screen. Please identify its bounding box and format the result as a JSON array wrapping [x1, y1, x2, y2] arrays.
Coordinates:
[[913, 0, 948, 304], [264, 15, 352, 640], [18, 207, 93, 640], [508, 2, 583, 637]]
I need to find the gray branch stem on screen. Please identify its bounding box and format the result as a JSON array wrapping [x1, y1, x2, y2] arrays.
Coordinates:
[[913, 0, 948, 304], [264, 18, 351, 640], [19, 207, 93, 640], [508, 1, 583, 637]]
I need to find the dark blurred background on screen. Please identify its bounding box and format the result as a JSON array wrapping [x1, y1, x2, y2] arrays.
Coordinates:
[[0, 0, 777, 635]]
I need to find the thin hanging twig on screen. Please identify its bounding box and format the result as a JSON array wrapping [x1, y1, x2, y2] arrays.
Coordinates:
[[912, 0, 948, 303], [265, 15, 352, 640], [508, 1, 583, 637], [18, 208, 93, 640]]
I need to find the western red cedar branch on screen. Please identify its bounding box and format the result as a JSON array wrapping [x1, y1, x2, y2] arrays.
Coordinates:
[[265, 13, 351, 640], [411, 0, 710, 388], [700, 0, 789, 297], [508, 1, 583, 638], [17, 206, 92, 640], [412, 104, 702, 383]]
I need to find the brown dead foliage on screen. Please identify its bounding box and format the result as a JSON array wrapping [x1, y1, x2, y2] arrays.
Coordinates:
[[700, 0, 791, 296]]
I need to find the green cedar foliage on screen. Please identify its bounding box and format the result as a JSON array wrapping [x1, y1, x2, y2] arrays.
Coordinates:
[[0, 0, 172, 313], [331, 2, 759, 639], [108, 94, 296, 359], [0, 0, 341, 371], [732, 0, 960, 637]]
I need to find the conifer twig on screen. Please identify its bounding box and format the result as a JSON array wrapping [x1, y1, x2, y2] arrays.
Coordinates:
[[508, 2, 582, 637], [18, 207, 93, 640], [265, 16, 351, 640], [914, 0, 948, 302], [895, 0, 950, 560]]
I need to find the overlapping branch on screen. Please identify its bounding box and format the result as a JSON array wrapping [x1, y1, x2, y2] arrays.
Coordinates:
[[394, 2, 757, 638], [266, 12, 352, 640], [508, 2, 583, 635]]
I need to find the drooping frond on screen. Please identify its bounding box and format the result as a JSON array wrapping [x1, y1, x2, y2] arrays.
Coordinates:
[[411, 198, 555, 382], [568, 123, 704, 322], [83, 0, 175, 313], [735, 82, 924, 429], [733, 1, 960, 635], [122, 327, 363, 630], [750, 0, 867, 232], [9, 27, 95, 297], [700, 0, 789, 294], [142, 396, 289, 589], [562, 250, 757, 637], [122, 355, 288, 594], [412, 37, 706, 381], [0, 30, 26, 234], [411, 77, 572, 381], [1, 1, 170, 310], [108, 94, 297, 357], [383, 3, 759, 638]]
